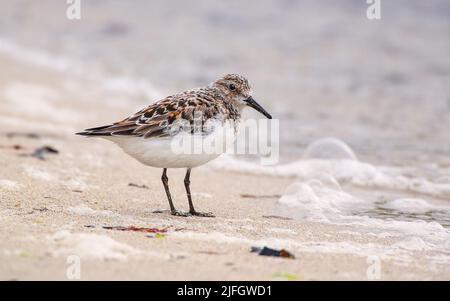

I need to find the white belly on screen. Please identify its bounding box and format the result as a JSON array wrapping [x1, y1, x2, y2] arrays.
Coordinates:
[[105, 136, 225, 168], [103, 120, 237, 168]]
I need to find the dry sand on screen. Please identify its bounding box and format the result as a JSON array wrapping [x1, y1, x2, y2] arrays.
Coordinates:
[[0, 52, 449, 281]]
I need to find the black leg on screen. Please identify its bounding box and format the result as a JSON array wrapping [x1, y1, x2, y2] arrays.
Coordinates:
[[161, 168, 175, 212], [184, 168, 215, 217], [184, 168, 195, 213], [161, 168, 188, 216]]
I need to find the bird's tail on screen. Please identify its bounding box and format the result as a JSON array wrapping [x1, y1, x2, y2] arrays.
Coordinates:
[[75, 125, 114, 137]]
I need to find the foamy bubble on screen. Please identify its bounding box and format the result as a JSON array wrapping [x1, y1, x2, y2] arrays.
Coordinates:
[[305, 172, 342, 191], [276, 181, 359, 222], [303, 137, 357, 161]]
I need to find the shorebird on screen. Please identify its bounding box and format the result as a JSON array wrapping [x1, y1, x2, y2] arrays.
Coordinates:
[[77, 74, 272, 217]]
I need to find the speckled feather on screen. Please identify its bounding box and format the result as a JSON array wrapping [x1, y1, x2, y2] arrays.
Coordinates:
[[77, 74, 249, 139]]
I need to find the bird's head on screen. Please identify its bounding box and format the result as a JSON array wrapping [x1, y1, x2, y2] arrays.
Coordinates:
[[212, 74, 272, 119]]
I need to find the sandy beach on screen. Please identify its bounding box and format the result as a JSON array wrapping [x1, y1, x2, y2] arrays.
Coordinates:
[[1, 1, 450, 280], [0, 54, 448, 280]]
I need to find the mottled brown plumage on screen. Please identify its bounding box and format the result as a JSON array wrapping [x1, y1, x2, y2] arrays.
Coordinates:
[[77, 74, 254, 139]]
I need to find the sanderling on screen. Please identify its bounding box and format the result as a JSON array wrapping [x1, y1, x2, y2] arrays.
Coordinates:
[[77, 74, 272, 217]]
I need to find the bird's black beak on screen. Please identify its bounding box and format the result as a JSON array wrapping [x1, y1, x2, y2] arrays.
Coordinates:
[[244, 96, 272, 119]]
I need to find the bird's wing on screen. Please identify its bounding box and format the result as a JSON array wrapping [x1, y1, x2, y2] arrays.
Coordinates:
[[76, 91, 223, 139]]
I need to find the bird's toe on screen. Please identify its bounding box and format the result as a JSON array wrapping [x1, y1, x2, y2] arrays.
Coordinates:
[[190, 211, 215, 218]]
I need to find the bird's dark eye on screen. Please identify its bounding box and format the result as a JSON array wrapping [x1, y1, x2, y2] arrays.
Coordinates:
[[228, 83, 236, 91]]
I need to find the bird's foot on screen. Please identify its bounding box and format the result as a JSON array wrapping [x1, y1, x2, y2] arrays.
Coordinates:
[[189, 211, 215, 218], [171, 210, 191, 217], [153, 209, 215, 218], [153, 209, 190, 217]]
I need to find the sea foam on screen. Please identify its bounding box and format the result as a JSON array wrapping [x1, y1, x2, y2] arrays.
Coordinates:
[[212, 138, 450, 256], [211, 137, 450, 199], [49, 230, 139, 261]]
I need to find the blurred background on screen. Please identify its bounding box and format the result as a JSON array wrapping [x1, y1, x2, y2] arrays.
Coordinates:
[[0, 0, 449, 164], [1, 0, 450, 280]]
